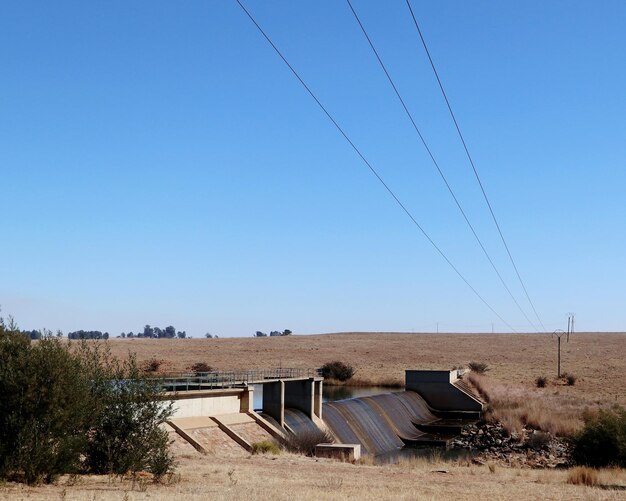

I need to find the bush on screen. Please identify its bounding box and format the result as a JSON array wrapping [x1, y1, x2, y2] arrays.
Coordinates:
[[189, 362, 213, 375], [0, 333, 93, 484], [571, 406, 626, 467], [281, 429, 334, 456], [319, 361, 354, 382], [567, 466, 598, 486], [0, 317, 176, 484], [251, 441, 280, 455], [85, 353, 175, 478], [535, 376, 548, 388], [468, 361, 490, 374], [564, 373, 577, 386], [142, 357, 163, 373]]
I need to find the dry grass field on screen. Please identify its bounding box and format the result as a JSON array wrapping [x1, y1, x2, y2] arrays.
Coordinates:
[[3, 332, 625, 500], [3, 450, 626, 501], [107, 332, 626, 406]]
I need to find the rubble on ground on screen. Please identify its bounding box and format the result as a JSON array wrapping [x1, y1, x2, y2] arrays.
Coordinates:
[[450, 421, 572, 468]]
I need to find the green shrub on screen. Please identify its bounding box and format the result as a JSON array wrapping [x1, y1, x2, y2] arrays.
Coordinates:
[[535, 376, 547, 388], [571, 406, 626, 467], [319, 361, 354, 382], [281, 429, 334, 456], [251, 441, 280, 455], [0, 333, 93, 484], [468, 361, 490, 374], [0, 316, 176, 484]]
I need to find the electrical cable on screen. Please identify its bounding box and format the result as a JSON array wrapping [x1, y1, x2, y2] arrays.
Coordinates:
[[346, 0, 539, 332], [235, 0, 518, 333], [404, 0, 547, 332]]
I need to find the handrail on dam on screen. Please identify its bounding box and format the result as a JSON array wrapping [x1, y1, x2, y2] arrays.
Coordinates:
[[157, 367, 320, 392]]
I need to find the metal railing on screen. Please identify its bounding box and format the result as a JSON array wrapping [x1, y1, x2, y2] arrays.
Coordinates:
[[156, 367, 321, 392]]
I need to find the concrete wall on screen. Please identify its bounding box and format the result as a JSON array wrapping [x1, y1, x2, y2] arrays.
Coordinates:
[[169, 389, 244, 418], [284, 379, 314, 418], [405, 370, 483, 412]]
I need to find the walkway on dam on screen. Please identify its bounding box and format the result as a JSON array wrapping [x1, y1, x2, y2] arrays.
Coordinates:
[[157, 367, 320, 392]]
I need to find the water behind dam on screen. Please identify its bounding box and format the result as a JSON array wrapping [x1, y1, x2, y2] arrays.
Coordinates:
[[252, 384, 391, 409]]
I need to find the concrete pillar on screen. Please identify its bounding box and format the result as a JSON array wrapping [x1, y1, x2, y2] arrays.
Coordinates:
[[240, 385, 254, 413], [314, 379, 323, 420], [262, 380, 285, 428]]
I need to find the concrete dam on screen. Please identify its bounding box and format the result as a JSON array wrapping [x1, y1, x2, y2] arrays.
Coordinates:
[[161, 368, 484, 460]]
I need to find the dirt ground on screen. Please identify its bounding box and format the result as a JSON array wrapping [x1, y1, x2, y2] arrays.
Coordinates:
[[3, 332, 625, 500]]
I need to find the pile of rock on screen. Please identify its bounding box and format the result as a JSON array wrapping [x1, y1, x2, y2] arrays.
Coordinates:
[[451, 421, 571, 468]]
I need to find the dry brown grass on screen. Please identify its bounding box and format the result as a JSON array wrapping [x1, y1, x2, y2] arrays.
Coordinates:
[[567, 466, 599, 486], [468, 373, 585, 436], [2, 454, 625, 500], [101, 332, 626, 405]]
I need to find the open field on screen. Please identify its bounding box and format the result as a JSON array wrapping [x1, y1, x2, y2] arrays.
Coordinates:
[[4, 332, 624, 500], [107, 332, 626, 406]]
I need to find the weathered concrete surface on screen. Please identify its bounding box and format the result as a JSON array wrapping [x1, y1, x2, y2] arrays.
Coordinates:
[[405, 370, 484, 412], [315, 443, 361, 462], [169, 389, 244, 418]]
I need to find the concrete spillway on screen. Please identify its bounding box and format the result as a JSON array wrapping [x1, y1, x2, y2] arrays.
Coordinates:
[[321, 371, 485, 457], [163, 368, 484, 459], [323, 391, 439, 456]]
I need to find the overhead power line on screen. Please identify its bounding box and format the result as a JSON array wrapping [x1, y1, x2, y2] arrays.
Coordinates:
[[235, 0, 517, 333], [346, 0, 539, 332], [404, 0, 547, 332]]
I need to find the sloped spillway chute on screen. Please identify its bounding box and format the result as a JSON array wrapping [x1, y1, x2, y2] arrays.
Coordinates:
[[284, 408, 322, 435], [323, 398, 404, 456], [360, 394, 427, 442], [322, 390, 445, 456], [393, 391, 439, 424]]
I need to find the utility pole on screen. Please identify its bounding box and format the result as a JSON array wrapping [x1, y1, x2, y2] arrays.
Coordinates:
[[436, 322, 439, 334], [553, 314, 574, 378]]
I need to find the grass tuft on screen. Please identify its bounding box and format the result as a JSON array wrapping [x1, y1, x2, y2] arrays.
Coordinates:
[[250, 441, 280, 455], [567, 466, 598, 486]]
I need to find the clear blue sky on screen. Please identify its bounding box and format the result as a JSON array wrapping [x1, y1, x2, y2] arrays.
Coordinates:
[[1, 1, 625, 336]]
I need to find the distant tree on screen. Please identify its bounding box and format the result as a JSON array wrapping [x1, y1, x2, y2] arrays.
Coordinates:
[[143, 325, 154, 339], [56, 330, 63, 338], [205, 332, 213, 339], [282, 329, 292, 336], [177, 331, 186, 339], [269, 331, 282, 337], [255, 331, 267, 337], [165, 326, 176, 339], [127, 332, 134, 338], [103, 332, 109, 340], [120, 332, 126, 338]]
